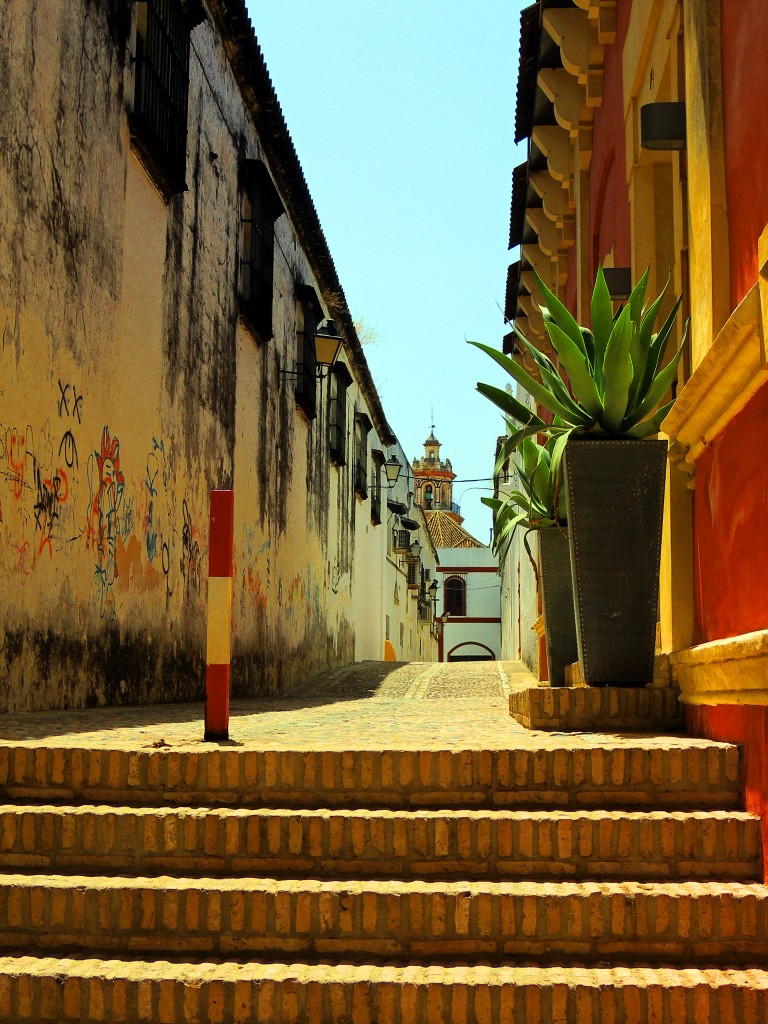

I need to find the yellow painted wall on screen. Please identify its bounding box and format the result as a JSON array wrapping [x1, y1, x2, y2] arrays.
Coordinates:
[[0, 1, 391, 709]]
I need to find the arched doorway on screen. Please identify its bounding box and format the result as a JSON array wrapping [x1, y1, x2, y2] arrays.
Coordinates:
[[447, 642, 495, 662]]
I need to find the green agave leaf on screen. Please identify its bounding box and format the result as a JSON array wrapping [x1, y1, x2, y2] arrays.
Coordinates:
[[475, 382, 548, 427], [580, 328, 596, 372], [636, 295, 683, 407], [626, 398, 676, 438], [528, 447, 551, 509], [481, 496, 503, 510], [601, 304, 634, 432], [505, 420, 560, 453], [627, 322, 646, 411], [520, 437, 539, 481], [546, 321, 604, 420], [623, 320, 688, 429], [546, 431, 571, 522], [627, 284, 669, 409], [515, 463, 550, 517], [494, 434, 520, 479], [516, 332, 593, 426], [470, 341, 579, 422], [590, 268, 613, 388], [533, 271, 589, 361], [494, 509, 530, 557], [629, 266, 650, 324]]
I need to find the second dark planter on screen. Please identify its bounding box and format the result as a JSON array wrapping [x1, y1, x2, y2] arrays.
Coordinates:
[[539, 528, 578, 687], [564, 438, 667, 685]]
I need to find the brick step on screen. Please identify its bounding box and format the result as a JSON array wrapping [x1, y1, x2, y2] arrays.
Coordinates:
[[509, 685, 682, 732], [0, 740, 741, 809], [1, 954, 768, 1022], [2, 874, 768, 964], [0, 804, 760, 881]]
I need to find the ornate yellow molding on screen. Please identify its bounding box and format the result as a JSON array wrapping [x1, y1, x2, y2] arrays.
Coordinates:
[[538, 68, 586, 137], [532, 125, 572, 184], [661, 281, 768, 469], [543, 7, 604, 105], [531, 172, 567, 224], [573, 0, 617, 44], [522, 244, 557, 290], [670, 629, 768, 706]]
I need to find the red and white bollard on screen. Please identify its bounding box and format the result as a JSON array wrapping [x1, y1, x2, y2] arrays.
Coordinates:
[[204, 490, 234, 741]]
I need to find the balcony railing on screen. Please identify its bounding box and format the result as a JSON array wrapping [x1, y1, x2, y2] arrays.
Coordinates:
[[421, 500, 461, 515]]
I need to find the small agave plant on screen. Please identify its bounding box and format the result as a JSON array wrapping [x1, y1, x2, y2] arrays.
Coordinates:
[[482, 433, 567, 567], [471, 267, 687, 468]]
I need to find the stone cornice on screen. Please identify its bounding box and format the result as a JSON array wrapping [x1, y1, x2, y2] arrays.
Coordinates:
[[661, 282, 768, 471], [670, 629, 768, 706]]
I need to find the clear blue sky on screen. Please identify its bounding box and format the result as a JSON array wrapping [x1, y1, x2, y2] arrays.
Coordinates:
[[249, 2, 527, 541]]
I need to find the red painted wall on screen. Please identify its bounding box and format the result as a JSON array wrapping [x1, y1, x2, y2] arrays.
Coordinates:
[[693, 379, 768, 644], [722, 0, 768, 308], [687, 704, 768, 879], [589, 0, 632, 282]]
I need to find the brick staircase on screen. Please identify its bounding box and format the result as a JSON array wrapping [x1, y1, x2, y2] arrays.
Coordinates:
[[0, 713, 766, 1021]]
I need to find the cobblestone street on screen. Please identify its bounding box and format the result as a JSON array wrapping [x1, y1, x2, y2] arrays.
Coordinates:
[[0, 660, 530, 751], [0, 660, 720, 756]]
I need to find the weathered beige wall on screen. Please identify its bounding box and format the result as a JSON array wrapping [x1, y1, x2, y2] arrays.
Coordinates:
[[0, 0, 388, 710]]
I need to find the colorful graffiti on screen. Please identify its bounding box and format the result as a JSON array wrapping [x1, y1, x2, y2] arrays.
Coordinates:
[[0, 413, 83, 566], [180, 498, 202, 599], [86, 427, 125, 613], [0, 380, 208, 618]]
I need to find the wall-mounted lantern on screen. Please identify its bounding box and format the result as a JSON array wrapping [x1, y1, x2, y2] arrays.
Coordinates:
[[313, 319, 343, 374], [384, 454, 403, 488], [410, 539, 422, 560], [640, 102, 686, 151], [602, 267, 633, 300], [280, 318, 344, 384]]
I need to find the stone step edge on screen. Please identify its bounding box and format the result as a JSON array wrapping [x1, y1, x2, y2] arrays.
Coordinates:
[[1, 955, 767, 1024], [0, 743, 742, 810], [509, 685, 683, 733], [0, 806, 760, 881], [4, 872, 767, 895], [2, 803, 756, 819], [3, 873, 768, 964]]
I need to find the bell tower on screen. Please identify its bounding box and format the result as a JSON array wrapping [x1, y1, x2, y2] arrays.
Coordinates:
[[412, 429, 461, 522]]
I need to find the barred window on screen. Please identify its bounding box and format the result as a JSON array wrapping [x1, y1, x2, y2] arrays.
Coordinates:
[[239, 160, 283, 342], [296, 285, 322, 419], [329, 363, 351, 465], [354, 412, 371, 499], [370, 451, 383, 525], [444, 576, 467, 616], [131, 0, 201, 198]]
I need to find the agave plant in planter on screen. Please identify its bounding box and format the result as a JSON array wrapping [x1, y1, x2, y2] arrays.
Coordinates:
[[484, 434, 577, 686], [472, 268, 687, 685]]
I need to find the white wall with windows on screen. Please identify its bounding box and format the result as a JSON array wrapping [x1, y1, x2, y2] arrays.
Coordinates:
[[436, 547, 501, 661]]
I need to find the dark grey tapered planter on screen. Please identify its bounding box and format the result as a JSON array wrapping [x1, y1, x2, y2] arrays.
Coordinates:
[[564, 438, 667, 685], [539, 528, 578, 687]]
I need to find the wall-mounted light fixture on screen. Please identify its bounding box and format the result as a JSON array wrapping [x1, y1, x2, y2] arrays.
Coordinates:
[[602, 267, 633, 300], [313, 319, 343, 375], [640, 102, 686, 151], [410, 539, 422, 560], [280, 318, 344, 383], [384, 454, 403, 488]]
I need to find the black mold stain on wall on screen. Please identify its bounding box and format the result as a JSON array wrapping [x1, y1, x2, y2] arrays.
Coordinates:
[[161, 63, 238, 488], [0, 0, 129, 360], [0, 627, 204, 714]]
